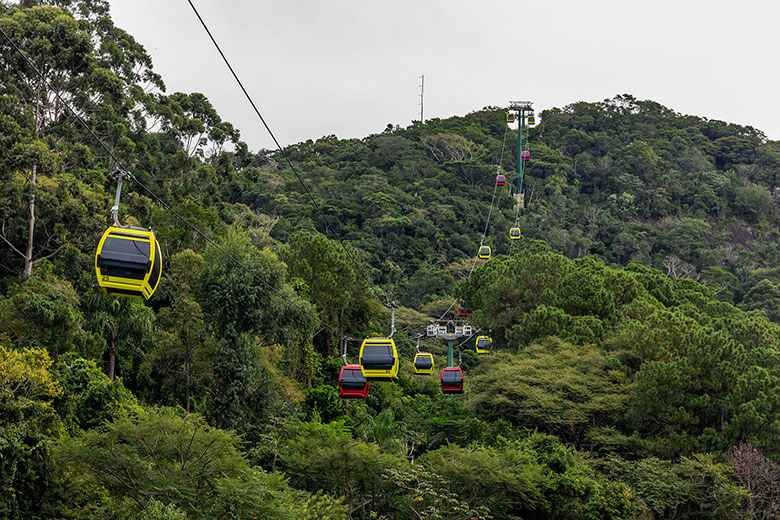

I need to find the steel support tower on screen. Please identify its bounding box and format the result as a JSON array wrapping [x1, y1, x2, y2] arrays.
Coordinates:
[[508, 101, 534, 209]]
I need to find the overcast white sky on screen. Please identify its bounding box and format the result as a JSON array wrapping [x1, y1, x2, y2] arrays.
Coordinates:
[[109, 0, 779, 150]]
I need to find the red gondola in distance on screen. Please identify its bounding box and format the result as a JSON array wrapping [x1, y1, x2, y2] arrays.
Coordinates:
[[441, 367, 464, 394], [521, 150, 530, 161], [339, 365, 369, 399], [495, 174, 506, 186]]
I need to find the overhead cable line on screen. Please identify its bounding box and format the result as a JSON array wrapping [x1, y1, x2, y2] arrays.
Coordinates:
[[466, 122, 509, 280], [427, 121, 510, 330], [185, 0, 386, 306], [0, 24, 339, 337]]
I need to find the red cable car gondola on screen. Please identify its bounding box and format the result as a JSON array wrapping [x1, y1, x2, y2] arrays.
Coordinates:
[[440, 367, 464, 394], [495, 174, 506, 186], [338, 365, 369, 399], [521, 150, 531, 161]]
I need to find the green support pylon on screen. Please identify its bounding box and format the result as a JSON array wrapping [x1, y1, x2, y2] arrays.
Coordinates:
[[509, 101, 533, 210], [447, 339, 454, 367], [515, 116, 525, 205]]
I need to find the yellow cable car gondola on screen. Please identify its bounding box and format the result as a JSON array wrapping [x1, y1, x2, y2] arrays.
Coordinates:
[[475, 335, 492, 354], [527, 114, 536, 126], [359, 337, 399, 381], [509, 227, 521, 240], [95, 226, 162, 300], [413, 352, 435, 375], [478, 245, 491, 260], [506, 112, 516, 124]]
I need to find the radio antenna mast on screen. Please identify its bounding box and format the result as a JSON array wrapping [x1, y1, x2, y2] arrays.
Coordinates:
[[419, 74, 424, 123]]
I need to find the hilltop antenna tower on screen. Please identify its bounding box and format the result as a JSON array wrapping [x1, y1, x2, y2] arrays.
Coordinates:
[[508, 100, 534, 209], [419, 74, 424, 123]]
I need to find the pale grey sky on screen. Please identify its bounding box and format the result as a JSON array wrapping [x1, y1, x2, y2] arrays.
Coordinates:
[[109, 0, 779, 150]]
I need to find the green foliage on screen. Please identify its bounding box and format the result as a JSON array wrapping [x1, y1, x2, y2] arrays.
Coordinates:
[[280, 231, 367, 355], [276, 420, 404, 517], [0, 264, 99, 356], [52, 353, 140, 430], [56, 407, 335, 520], [3, 2, 780, 516], [419, 437, 635, 520], [139, 500, 187, 520], [82, 291, 155, 382], [387, 464, 492, 519], [469, 340, 629, 445], [195, 226, 314, 345], [140, 296, 215, 413], [305, 384, 344, 422], [605, 454, 748, 520], [0, 345, 62, 520]]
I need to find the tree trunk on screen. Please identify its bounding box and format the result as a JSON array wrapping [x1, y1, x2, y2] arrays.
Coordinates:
[[108, 332, 117, 381], [185, 358, 191, 413], [23, 163, 36, 277]]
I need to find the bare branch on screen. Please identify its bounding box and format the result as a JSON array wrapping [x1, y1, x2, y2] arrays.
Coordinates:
[[0, 220, 26, 259]]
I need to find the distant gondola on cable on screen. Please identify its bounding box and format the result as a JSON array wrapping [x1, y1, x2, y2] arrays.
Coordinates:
[[506, 112, 516, 123], [95, 227, 162, 300], [495, 174, 506, 186], [509, 227, 521, 240], [95, 171, 162, 300], [413, 352, 435, 375], [457, 303, 472, 317], [338, 365, 369, 399], [478, 245, 491, 260], [440, 367, 464, 394], [95, 226, 162, 300], [527, 114, 536, 126], [521, 150, 531, 161], [359, 337, 399, 381], [475, 335, 492, 354]]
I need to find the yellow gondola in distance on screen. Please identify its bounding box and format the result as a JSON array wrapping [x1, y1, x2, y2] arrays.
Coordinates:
[[413, 352, 435, 375], [527, 114, 536, 125], [506, 112, 516, 123], [475, 335, 492, 354], [359, 337, 399, 381], [95, 226, 162, 300], [509, 227, 521, 240], [478, 245, 491, 260]]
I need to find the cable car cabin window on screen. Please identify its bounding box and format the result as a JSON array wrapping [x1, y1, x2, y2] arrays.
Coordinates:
[[414, 355, 433, 370], [340, 368, 367, 390], [98, 237, 151, 279], [361, 342, 395, 369], [442, 369, 463, 385], [476, 336, 492, 353]]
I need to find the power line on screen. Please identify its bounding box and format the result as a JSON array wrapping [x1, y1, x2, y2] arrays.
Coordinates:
[[185, 0, 385, 306], [0, 23, 338, 337]]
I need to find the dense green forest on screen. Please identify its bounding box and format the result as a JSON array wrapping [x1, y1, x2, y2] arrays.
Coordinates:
[[2, 1, 780, 519]]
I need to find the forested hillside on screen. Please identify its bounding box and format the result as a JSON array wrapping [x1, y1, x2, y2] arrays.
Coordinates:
[[2, 1, 780, 519]]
